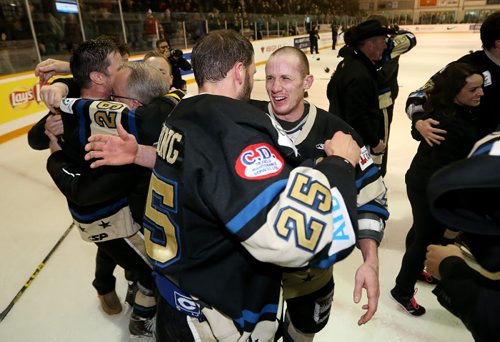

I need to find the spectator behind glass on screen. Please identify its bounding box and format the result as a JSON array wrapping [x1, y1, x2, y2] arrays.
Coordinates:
[[154, 38, 192, 92], [144, 9, 163, 49], [168, 47, 191, 93], [155, 38, 171, 59]]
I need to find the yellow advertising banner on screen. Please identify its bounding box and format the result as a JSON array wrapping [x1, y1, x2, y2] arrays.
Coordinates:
[[0, 75, 47, 125]]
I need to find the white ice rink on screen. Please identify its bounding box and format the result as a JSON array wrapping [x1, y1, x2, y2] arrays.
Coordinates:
[[0, 31, 482, 341]]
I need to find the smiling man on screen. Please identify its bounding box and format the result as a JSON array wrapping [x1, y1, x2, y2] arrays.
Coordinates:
[[83, 30, 363, 341], [251, 46, 389, 340]]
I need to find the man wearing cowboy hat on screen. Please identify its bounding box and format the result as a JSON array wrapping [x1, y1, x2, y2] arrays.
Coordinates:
[[327, 20, 395, 170]]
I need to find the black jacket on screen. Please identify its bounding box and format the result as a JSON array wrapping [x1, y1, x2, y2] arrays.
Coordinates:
[[406, 104, 480, 188], [428, 132, 500, 342], [327, 48, 383, 148], [406, 50, 500, 138]]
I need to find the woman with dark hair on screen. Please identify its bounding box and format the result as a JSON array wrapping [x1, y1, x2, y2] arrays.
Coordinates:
[[390, 62, 484, 316]]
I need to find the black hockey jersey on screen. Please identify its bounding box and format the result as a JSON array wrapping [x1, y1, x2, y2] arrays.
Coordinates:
[[377, 30, 417, 102], [250, 100, 389, 243], [144, 94, 359, 336], [58, 94, 180, 158], [47, 94, 179, 242]]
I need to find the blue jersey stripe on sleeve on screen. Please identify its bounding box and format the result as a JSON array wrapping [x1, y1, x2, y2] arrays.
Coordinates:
[[355, 165, 379, 189], [358, 203, 389, 219], [76, 99, 89, 146], [226, 179, 287, 234]]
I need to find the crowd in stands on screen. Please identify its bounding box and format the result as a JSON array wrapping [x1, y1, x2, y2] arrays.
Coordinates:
[[121, 0, 353, 16]]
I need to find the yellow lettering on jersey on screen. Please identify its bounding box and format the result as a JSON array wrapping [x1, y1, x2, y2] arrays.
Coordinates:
[[157, 126, 183, 164], [289, 174, 331, 213], [94, 110, 118, 128], [96, 101, 125, 111], [274, 172, 331, 252], [144, 174, 179, 264], [276, 208, 324, 251]]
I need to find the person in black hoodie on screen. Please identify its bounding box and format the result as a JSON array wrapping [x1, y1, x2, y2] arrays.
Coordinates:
[[390, 62, 484, 316], [425, 131, 500, 342]]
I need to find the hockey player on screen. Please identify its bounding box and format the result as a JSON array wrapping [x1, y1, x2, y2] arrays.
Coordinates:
[[84, 29, 362, 341], [46, 61, 175, 336], [28, 42, 166, 337], [29, 38, 138, 318], [250, 46, 388, 340], [32, 43, 185, 323], [425, 131, 500, 342]]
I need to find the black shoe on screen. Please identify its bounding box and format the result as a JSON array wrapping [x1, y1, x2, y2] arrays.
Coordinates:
[[390, 288, 426, 316], [417, 270, 439, 285], [125, 281, 138, 306], [129, 313, 155, 338]]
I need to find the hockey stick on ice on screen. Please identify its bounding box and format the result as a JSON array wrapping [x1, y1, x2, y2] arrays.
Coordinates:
[[0, 222, 74, 323]]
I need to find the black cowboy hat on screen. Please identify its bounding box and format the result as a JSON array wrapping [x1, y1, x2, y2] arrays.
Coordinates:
[[344, 19, 395, 46]]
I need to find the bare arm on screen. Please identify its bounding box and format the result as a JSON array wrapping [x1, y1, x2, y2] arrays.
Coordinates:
[[354, 238, 379, 325], [35, 59, 71, 84], [40, 83, 70, 113], [85, 123, 157, 168], [86, 124, 360, 170]]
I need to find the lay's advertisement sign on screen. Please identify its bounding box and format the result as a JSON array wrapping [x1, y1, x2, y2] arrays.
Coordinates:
[[0, 74, 47, 125]]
